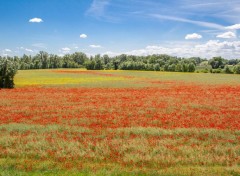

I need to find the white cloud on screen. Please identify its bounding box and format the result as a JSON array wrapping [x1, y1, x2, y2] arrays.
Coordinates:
[[25, 48, 33, 52], [86, 0, 120, 22], [185, 33, 202, 40], [217, 31, 236, 38], [80, 34, 87, 38], [103, 51, 120, 57], [60, 47, 71, 54], [87, 0, 110, 17], [29, 18, 43, 23], [226, 24, 240, 30], [89, 45, 102, 48], [16, 47, 25, 50], [62, 47, 71, 51], [150, 14, 225, 30], [182, 2, 227, 8], [4, 49, 12, 52], [104, 40, 240, 59], [58, 54, 64, 57]]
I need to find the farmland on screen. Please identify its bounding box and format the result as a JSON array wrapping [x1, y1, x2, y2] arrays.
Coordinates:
[[0, 69, 240, 175]]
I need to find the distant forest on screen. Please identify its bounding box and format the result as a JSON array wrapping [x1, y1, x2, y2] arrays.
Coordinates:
[[1, 51, 240, 74]]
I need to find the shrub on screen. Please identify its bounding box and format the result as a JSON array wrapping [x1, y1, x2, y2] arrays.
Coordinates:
[[188, 63, 196, 72], [224, 65, 233, 74], [0, 59, 18, 88], [233, 64, 240, 74], [211, 68, 222, 73], [201, 68, 209, 73]]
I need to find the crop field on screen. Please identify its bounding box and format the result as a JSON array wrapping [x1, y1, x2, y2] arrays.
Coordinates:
[[0, 69, 240, 176]]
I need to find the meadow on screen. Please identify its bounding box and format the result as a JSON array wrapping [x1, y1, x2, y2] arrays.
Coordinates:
[[0, 69, 240, 176]]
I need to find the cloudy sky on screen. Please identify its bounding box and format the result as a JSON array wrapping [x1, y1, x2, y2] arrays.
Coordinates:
[[1, 0, 240, 58]]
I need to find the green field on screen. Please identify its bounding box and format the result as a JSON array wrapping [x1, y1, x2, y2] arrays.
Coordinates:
[[14, 69, 240, 87]]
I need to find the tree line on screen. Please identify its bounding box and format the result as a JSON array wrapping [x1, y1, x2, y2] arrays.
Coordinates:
[[1, 51, 240, 88]]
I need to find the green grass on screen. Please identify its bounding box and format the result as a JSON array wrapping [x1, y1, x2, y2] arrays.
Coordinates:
[[14, 69, 240, 88], [0, 123, 92, 134], [0, 166, 239, 176], [0, 125, 239, 174]]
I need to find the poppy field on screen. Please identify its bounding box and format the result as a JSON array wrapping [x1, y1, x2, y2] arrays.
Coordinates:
[[0, 69, 240, 175]]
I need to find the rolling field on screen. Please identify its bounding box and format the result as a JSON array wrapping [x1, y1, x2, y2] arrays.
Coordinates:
[[0, 69, 240, 175]]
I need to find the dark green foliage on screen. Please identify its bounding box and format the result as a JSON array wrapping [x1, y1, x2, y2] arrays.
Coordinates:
[[163, 64, 169, 71], [153, 63, 160, 71], [181, 63, 188, 72], [119, 61, 146, 70], [175, 64, 182, 72], [208, 57, 226, 69], [189, 57, 203, 65], [113, 60, 119, 70], [94, 59, 103, 70], [72, 52, 88, 65], [233, 64, 240, 74], [228, 59, 239, 65], [85, 60, 96, 70], [39, 51, 49, 69], [188, 63, 196, 72], [168, 64, 176, 72], [224, 65, 233, 74], [0, 58, 18, 88], [211, 68, 222, 73], [85, 55, 104, 70]]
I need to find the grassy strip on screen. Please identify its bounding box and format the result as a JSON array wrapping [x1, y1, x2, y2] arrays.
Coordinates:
[[0, 165, 239, 176]]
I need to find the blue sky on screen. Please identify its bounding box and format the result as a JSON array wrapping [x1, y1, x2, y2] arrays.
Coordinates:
[[1, 0, 240, 58]]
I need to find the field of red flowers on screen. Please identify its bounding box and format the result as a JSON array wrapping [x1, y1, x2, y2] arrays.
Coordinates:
[[0, 70, 240, 175]]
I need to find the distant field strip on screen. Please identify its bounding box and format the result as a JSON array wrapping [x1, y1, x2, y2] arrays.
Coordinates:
[[14, 69, 240, 88]]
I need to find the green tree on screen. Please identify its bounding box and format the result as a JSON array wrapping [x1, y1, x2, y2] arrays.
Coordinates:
[[113, 60, 119, 70], [163, 64, 169, 71], [154, 63, 160, 71], [0, 58, 18, 88], [72, 52, 87, 66], [168, 64, 176, 72], [102, 54, 110, 65], [181, 63, 188, 72], [224, 65, 233, 74], [188, 63, 196, 72], [233, 64, 240, 74], [85, 60, 95, 70], [94, 59, 103, 70], [209, 57, 225, 69], [175, 64, 182, 72]]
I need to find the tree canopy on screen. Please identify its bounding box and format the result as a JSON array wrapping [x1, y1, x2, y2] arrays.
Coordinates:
[[0, 58, 18, 88]]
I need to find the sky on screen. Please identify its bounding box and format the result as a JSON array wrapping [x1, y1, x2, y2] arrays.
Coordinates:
[[1, 0, 240, 59]]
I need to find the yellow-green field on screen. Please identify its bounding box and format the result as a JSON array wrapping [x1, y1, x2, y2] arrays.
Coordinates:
[[15, 69, 240, 87], [0, 69, 240, 176]]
